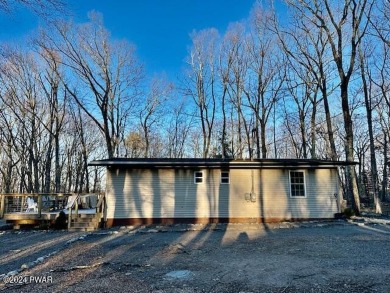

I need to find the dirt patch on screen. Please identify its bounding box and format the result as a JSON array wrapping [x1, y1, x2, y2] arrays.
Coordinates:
[[1, 219, 390, 292]]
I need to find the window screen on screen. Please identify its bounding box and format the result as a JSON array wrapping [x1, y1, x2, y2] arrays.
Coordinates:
[[221, 171, 230, 184], [290, 171, 305, 197], [194, 171, 203, 184]]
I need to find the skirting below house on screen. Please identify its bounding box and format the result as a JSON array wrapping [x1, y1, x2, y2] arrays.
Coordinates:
[[105, 217, 335, 227]]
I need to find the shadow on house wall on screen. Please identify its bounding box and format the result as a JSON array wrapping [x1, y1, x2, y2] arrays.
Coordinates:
[[105, 166, 340, 228]]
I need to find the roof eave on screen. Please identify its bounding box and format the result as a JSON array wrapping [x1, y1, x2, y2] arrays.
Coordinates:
[[88, 159, 356, 169]]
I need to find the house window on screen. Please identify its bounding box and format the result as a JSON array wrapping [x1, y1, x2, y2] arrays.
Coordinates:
[[194, 171, 203, 184], [221, 171, 230, 184], [290, 171, 306, 197]]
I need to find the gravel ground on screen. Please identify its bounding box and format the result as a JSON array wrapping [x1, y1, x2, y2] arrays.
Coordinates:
[[1, 218, 390, 292]]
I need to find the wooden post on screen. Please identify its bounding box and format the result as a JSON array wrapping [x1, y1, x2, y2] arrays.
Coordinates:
[[0, 195, 4, 218], [37, 194, 42, 218], [103, 195, 107, 228], [68, 205, 72, 229], [75, 195, 79, 218]]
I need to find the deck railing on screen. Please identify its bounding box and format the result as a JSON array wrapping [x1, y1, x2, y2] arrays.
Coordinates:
[[95, 193, 106, 228], [0, 193, 75, 217], [0, 194, 4, 218], [0, 193, 104, 218], [67, 194, 80, 229]]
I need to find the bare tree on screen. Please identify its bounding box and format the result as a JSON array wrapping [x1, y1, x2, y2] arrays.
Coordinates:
[[218, 27, 236, 158], [0, 0, 67, 19], [218, 23, 251, 158], [284, 71, 318, 159], [124, 132, 144, 158], [35, 49, 67, 192], [369, 0, 390, 47], [372, 37, 390, 202], [244, 6, 285, 159], [376, 104, 390, 202], [287, 0, 374, 214], [0, 48, 46, 192], [357, 40, 382, 212], [273, 7, 338, 160], [165, 99, 194, 158], [0, 101, 21, 193], [185, 28, 219, 158], [38, 12, 143, 158], [140, 76, 173, 157], [0, 45, 105, 194]]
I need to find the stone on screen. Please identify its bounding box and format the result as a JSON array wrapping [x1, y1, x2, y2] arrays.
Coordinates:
[[147, 229, 159, 233], [164, 270, 193, 280], [21, 263, 29, 270]]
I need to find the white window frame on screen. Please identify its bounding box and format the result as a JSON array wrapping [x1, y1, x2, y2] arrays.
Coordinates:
[[194, 171, 204, 184], [220, 171, 230, 184], [289, 170, 306, 198]]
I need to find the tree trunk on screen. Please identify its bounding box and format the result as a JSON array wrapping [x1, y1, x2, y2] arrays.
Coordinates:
[[221, 85, 228, 158], [382, 135, 388, 202], [322, 87, 338, 161], [55, 132, 61, 192], [299, 108, 307, 159], [341, 82, 361, 214], [310, 99, 317, 159], [44, 143, 53, 193], [260, 118, 267, 159], [359, 43, 381, 213]]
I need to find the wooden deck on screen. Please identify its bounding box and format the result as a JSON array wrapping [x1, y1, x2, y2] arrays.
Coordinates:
[[3, 209, 97, 221], [4, 212, 58, 221], [3, 212, 58, 227], [3, 209, 97, 227], [0, 193, 104, 229]]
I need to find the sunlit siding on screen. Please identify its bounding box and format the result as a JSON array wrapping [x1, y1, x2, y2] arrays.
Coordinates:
[[105, 167, 340, 221]]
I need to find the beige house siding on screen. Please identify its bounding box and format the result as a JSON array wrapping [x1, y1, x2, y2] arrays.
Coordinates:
[[105, 167, 340, 225]]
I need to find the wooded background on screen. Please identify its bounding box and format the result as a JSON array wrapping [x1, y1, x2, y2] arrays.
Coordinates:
[[0, 0, 389, 213]]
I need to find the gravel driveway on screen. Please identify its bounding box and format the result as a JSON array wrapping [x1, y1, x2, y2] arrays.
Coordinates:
[[1, 218, 390, 292]]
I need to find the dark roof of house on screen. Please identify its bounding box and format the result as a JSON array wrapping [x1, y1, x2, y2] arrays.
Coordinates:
[[88, 158, 355, 169]]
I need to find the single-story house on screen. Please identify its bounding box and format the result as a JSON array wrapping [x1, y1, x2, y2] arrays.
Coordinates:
[[89, 158, 350, 227]]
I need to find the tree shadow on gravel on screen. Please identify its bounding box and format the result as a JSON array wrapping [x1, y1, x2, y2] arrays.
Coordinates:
[[0, 231, 86, 275]]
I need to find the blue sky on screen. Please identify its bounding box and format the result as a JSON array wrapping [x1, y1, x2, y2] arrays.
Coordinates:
[[0, 0, 257, 79]]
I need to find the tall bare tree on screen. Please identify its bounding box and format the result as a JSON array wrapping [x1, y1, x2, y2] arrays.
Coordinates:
[[185, 28, 219, 158], [0, 48, 46, 192], [274, 7, 338, 160], [372, 36, 390, 202], [165, 99, 194, 158], [357, 39, 382, 213], [287, 0, 374, 214], [36, 49, 67, 192], [222, 23, 251, 159], [140, 76, 173, 157], [245, 6, 285, 159], [218, 27, 237, 159], [38, 12, 143, 158]]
